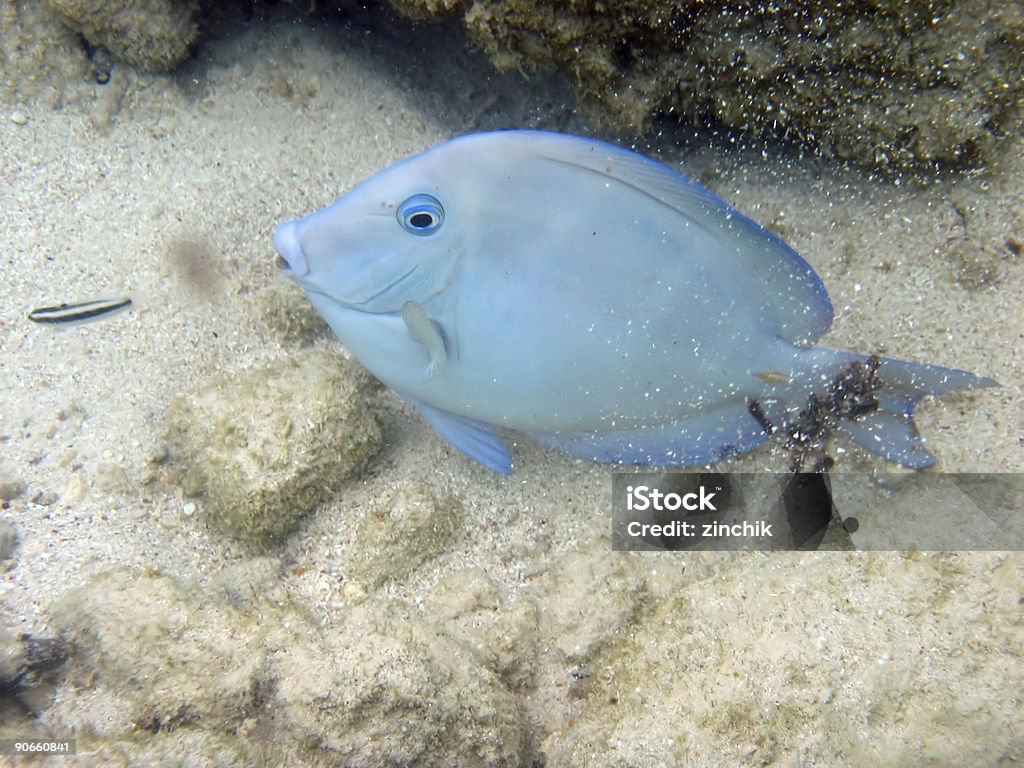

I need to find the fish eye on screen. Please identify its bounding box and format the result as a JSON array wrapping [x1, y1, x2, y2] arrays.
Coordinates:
[[397, 194, 444, 236]]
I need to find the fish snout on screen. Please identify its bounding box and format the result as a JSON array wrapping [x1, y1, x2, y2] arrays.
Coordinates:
[[272, 221, 309, 277]]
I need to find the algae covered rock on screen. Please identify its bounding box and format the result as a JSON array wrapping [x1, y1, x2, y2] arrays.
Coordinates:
[[0, 627, 67, 712], [1, 2, 86, 99], [0, 518, 16, 568], [256, 282, 332, 347], [391, 0, 1024, 173], [272, 599, 527, 767], [540, 553, 1023, 767], [532, 541, 647, 664], [346, 482, 463, 589], [48, 566, 527, 766], [44, 0, 199, 71], [422, 567, 540, 690], [50, 568, 268, 731], [166, 349, 382, 546]]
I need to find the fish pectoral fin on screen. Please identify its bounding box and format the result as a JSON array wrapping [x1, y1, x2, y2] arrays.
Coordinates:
[[412, 400, 513, 474], [402, 301, 447, 379]]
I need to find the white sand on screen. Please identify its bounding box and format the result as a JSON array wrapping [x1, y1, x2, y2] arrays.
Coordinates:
[[1, 10, 1021, 765]]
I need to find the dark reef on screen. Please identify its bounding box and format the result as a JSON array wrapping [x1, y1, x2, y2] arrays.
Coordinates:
[[14, 0, 1022, 174]]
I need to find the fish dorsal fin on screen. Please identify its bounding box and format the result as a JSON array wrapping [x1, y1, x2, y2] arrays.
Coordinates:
[[402, 300, 447, 379], [532, 132, 833, 346]]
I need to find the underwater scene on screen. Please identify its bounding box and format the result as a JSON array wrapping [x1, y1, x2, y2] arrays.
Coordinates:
[[1, 1, 1021, 765]]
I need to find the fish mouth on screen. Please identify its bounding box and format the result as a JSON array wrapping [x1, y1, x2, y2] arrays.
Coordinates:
[[272, 221, 309, 277]]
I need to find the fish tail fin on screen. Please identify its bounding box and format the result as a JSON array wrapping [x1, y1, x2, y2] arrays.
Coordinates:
[[758, 350, 998, 469], [837, 357, 998, 468]]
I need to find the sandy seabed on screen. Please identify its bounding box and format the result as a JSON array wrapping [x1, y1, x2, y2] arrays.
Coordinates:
[[1, 9, 1021, 768]]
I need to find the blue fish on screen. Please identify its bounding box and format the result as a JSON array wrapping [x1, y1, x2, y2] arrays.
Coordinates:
[[273, 131, 996, 474]]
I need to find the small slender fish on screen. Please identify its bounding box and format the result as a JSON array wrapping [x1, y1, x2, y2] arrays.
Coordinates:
[[27, 297, 132, 325]]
